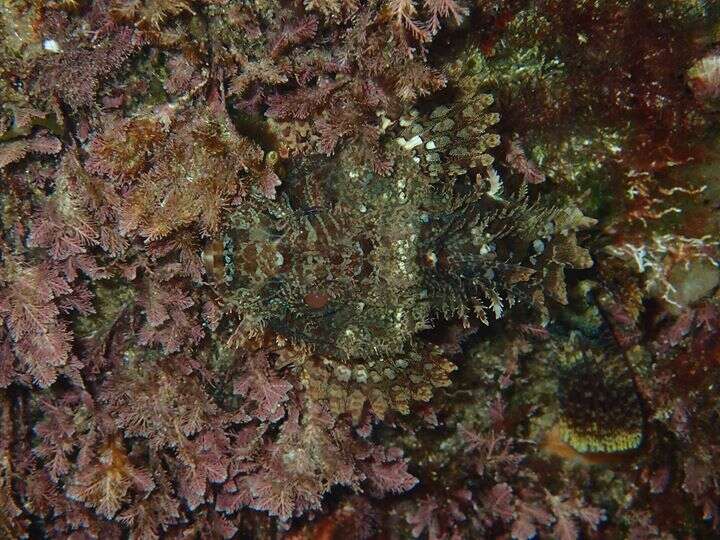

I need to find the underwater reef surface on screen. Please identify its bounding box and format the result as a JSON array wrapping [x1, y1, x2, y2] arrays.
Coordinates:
[[1, 0, 720, 538]]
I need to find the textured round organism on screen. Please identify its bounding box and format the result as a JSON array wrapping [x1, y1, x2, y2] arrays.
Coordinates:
[[557, 350, 643, 454]]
